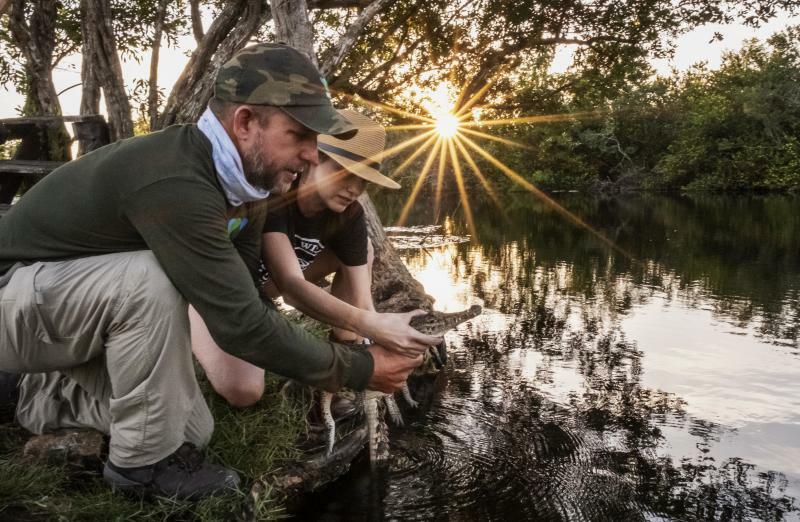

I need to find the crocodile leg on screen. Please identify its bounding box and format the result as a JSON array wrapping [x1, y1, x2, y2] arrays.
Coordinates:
[[321, 391, 335, 456], [400, 382, 419, 408], [384, 394, 404, 426]]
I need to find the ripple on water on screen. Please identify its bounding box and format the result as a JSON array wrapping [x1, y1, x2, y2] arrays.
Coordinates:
[[377, 388, 643, 521]]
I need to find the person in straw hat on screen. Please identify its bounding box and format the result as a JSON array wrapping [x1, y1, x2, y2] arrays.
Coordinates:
[[190, 109, 441, 407]]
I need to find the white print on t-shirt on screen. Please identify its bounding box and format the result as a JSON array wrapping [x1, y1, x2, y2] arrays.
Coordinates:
[[295, 235, 324, 258]]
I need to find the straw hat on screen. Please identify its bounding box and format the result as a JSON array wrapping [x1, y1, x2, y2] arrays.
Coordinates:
[[317, 109, 401, 189]]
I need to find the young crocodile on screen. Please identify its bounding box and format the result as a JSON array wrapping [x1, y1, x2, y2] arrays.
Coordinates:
[[322, 305, 482, 462]]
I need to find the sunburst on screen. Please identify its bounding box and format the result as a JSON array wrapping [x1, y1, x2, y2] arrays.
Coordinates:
[[434, 111, 460, 138], [335, 82, 628, 257]]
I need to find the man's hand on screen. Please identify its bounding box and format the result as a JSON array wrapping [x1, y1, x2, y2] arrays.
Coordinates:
[[362, 310, 443, 357], [366, 344, 424, 393]]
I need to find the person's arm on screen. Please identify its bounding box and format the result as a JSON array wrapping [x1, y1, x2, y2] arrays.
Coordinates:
[[122, 178, 377, 392], [263, 231, 442, 356], [189, 305, 265, 408]]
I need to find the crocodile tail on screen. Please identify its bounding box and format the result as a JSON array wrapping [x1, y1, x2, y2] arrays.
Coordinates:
[[365, 395, 390, 463], [365, 396, 380, 462]]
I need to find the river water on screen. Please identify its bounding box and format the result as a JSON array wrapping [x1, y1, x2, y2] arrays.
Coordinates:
[[302, 192, 800, 521]]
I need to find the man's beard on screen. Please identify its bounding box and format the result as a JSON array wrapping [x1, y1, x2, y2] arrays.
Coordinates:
[[241, 133, 282, 192]]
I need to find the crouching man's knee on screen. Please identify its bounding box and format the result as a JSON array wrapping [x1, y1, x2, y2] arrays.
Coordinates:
[[185, 393, 215, 449]]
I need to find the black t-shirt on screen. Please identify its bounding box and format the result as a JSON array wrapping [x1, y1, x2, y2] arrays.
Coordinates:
[[258, 189, 368, 285]]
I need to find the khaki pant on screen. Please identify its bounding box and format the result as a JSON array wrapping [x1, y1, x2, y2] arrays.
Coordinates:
[[0, 251, 213, 467]]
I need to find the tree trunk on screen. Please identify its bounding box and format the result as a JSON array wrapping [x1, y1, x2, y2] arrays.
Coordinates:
[[148, 0, 169, 131], [360, 194, 434, 311], [81, 0, 134, 141], [7, 0, 71, 164], [8, 0, 62, 116], [270, 0, 317, 66], [79, 2, 100, 117], [157, 0, 270, 127]]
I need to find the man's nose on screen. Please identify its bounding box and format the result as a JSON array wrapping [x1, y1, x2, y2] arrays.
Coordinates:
[[300, 139, 319, 166]]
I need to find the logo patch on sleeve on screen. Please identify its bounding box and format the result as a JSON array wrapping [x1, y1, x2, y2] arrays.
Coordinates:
[[227, 217, 249, 239]]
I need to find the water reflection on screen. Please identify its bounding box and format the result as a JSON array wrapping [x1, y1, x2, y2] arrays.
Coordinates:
[[302, 193, 800, 520]]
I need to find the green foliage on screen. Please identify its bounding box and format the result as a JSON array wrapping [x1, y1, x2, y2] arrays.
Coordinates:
[[467, 27, 800, 193], [0, 373, 307, 521]]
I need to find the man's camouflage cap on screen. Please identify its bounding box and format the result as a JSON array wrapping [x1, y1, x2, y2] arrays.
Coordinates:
[[214, 43, 356, 138]]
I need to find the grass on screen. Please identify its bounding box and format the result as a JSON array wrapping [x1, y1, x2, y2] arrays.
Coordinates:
[[0, 310, 339, 520], [0, 373, 312, 521]]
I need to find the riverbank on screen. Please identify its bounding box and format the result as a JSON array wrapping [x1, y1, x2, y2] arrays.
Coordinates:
[[0, 371, 307, 521]]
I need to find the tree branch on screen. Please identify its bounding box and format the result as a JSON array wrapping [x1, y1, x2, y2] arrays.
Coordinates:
[[160, 0, 271, 126], [190, 0, 205, 43], [329, 0, 425, 90], [308, 0, 373, 8], [319, 0, 392, 78], [149, 0, 169, 130], [159, 0, 254, 127], [336, 32, 422, 92], [271, 0, 317, 65]]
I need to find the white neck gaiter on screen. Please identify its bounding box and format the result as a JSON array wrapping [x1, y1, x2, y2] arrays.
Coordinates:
[[197, 106, 270, 206]]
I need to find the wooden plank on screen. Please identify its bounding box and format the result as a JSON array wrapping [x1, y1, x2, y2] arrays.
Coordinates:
[[0, 159, 63, 177], [0, 114, 106, 127]]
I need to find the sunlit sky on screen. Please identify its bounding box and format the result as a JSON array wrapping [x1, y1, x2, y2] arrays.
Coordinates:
[[0, 14, 796, 118]]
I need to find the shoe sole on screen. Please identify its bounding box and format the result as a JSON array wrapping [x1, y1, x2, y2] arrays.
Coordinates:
[[103, 463, 241, 500], [103, 463, 152, 497]]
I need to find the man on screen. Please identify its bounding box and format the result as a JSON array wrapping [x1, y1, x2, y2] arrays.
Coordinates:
[[191, 109, 426, 408], [0, 43, 438, 499]]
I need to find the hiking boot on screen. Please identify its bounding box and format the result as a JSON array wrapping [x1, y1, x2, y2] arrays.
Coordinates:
[[103, 442, 240, 499]]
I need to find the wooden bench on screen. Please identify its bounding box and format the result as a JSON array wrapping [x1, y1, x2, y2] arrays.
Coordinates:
[[0, 115, 110, 208]]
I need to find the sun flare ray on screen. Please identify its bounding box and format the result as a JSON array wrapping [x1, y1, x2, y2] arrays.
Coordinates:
[[398, 138, 443, 226], [447, 139, 477, 240], [374, 130, 437, 164], [386, 124, 437, 131], [457, 133, 631, 258], [452, 134, 503, 210], [461, 111, 602, 128], [458, 126, 534, 150], [454, 79, 497, 119], [434, 137, 450, 220], [336, 90, 436, 124], [391, 133, 439, 179]]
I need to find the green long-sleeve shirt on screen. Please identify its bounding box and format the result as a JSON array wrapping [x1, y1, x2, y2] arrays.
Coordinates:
[[0, 124, 373, 391]]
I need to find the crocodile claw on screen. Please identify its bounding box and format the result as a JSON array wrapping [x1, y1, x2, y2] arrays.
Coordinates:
[[401, 382, 419, 408], [384, 395, 404, 426]]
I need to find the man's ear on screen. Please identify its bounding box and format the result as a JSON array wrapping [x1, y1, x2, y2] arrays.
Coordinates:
[[230, 105, 259, 143]]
